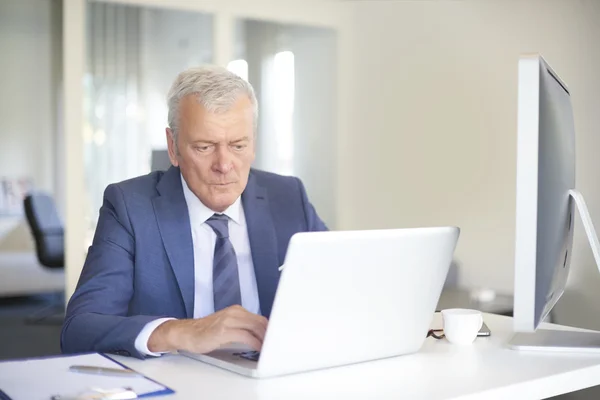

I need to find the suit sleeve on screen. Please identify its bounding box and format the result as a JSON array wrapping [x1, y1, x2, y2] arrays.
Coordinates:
[[60, 184, 162, 359], [296, 178, 328, 232]]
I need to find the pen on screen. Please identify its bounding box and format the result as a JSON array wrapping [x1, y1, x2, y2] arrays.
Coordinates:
[[69, 365, 142, 378]]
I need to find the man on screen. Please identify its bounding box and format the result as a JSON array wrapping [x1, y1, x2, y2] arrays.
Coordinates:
[[61, 65, 327, 359]]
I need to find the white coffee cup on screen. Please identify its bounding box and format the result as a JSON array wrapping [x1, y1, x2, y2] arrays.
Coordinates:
[[441, 308, 483, 345]]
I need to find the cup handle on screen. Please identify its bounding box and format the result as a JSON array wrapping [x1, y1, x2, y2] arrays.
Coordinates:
[[478, 314, 483, 330]]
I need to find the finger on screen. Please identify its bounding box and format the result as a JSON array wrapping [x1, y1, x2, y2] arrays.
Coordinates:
[[230, 306, 269, 330], [242, 312, 268, 337], [224, 308, 268, 338], [253, 314, 269, 330], [223, 328, 263, 351], [223, 314, 267, 343]]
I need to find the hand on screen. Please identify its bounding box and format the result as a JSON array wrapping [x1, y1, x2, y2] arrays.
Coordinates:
[[147, 305, 268, 354]]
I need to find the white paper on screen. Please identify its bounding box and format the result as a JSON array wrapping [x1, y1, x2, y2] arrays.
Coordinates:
[[0, 353, 169, 400]]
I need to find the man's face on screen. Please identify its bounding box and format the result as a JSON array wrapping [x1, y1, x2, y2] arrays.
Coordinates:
[[166, 94, 255, 212]]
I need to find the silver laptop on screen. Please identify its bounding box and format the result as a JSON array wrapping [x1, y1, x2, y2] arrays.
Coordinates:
[[181, 226, 460, 378]]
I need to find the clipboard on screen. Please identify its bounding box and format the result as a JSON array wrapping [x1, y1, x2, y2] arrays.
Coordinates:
[[0, 352, 174, 399]]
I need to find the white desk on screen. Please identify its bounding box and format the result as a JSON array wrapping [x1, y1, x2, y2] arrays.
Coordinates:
[[113, 313, 600, 400]]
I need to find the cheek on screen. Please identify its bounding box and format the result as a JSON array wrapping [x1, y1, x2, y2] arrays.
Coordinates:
[[187, 154, 212, 171], [180, 156, 214, 184], [234, 152, 254, 168]]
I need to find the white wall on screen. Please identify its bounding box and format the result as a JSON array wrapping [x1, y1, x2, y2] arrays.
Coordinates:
[[340, 0, 600, 328]]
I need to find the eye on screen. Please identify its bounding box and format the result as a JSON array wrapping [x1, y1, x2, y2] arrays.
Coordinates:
[[195, 145, 213, 153], [232, 144, 247, 151]]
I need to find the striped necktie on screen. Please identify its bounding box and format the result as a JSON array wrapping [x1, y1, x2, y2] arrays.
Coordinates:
[[205, 213, 242, 312]]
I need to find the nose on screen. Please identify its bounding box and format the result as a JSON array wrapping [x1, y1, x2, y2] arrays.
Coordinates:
[[212, 145, 233, 174]]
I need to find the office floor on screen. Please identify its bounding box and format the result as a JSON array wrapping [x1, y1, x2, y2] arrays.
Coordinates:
[[0, 293, 63, 361], [0, 295, 598, 399]]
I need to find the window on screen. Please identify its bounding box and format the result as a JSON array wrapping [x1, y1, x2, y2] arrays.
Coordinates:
[[272, 51, 295, 175], [83, 4, 213, 232], [227, 59, 249, 82]]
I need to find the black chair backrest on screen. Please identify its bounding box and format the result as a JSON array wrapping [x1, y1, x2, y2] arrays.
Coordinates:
[[23, 193, 64, 268]]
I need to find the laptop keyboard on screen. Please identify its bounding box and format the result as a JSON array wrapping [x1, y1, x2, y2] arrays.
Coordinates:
[[233, 350, 260, 362]]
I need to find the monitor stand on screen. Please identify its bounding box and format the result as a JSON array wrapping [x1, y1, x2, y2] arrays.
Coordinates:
[[508, 189, 600, 352], [509, 329, 600, 353]]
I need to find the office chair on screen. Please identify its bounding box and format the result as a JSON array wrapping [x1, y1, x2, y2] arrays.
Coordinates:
[[23, 192, 65, 324]]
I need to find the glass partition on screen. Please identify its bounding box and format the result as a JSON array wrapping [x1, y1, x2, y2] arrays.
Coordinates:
[[84, 1, 213, 233], [232, 19, 338, 228]]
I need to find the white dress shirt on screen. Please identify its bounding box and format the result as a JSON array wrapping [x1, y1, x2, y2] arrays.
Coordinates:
[[134, 174, 261, 356]]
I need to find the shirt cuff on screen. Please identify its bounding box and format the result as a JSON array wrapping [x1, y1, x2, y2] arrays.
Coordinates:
[[134, 317, 176, 357]]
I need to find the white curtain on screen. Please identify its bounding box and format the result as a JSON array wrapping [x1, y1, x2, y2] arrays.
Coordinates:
[[83, 2, 213, 230]]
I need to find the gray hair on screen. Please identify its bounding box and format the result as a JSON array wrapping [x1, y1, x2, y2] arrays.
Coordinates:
[[167, 65, 258, 144]]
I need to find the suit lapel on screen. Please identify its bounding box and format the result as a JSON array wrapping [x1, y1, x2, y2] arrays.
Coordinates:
[[153, 166, 195, 318], [242, 171, 280, 318]]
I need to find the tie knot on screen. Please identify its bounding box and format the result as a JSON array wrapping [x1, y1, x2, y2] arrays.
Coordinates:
[[206, 213, 229, 238]]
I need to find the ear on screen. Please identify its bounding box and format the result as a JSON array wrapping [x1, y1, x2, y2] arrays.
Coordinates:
[[166, 128, 179, 167]]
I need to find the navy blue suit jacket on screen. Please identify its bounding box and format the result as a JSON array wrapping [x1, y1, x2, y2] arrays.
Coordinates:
[[61, 166, 327, 358]]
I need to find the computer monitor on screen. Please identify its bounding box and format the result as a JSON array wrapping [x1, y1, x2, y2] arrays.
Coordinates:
[[151, 149, 172, 172], [508, 54, 600, 352]]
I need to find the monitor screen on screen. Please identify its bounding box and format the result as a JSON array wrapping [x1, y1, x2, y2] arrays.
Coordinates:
[[513, 54, 576, 332], [151, 149, 172, 172]]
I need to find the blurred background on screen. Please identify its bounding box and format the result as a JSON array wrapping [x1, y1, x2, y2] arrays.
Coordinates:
[[1, 0, 600, 395]]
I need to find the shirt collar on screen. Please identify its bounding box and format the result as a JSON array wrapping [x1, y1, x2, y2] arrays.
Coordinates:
[[180, 173, 242, 225]]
